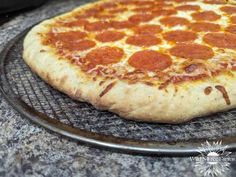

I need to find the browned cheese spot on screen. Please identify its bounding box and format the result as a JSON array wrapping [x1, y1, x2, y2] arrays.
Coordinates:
[[184, 64, 198, 73], [215, 85, 231, 105], [143, 81, 154, 86], [158, 79, 171, 90], [99, 80, 105, 86]]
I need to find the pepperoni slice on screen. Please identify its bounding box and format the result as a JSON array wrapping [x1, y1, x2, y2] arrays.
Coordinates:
[[225, 25, 236, 34], [133, 7, 154, 13], [134, 1, 155, 6], [111, 20, 136, 29], [128, 50, 172, 71], [126, 34, 161, 47], [133, 24, 162, 35], [155, 2, 173, 7], [84, 21, 111, 31], [128, 14, 155, 23], [84, 7, 103, 16], [119, 0, 139, 5], [153, 3, 174, 9], [204, 0, 226, 4], [159, 17, 189, 27], [84, 47, 124, 68], [203, 32, 236, 49], [93, 14, 115, 19], [191, 11, 221, 21], [176, 5, 200, 11], [170, 43, 214, 59], [95, 30, 125, 42], [163, 30, 197, 42], [152, 9, 177, 16], [190, 22, 221, 32], [230, 16, 236, 24], [48, 31, 87, 44], [62, 40, 96, 51], [120, 0, 155, 6], [173, 0, 195, 2], [60, 19, 89, 27], [108, 8, 127, 13], [220, 6, 236, 14], [99, 2, 118, 9], [74, 13, 89, 19]]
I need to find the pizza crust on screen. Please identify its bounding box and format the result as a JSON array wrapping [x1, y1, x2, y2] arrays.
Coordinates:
[[23, 0, 236, 123], [226, 0, 236, 4]]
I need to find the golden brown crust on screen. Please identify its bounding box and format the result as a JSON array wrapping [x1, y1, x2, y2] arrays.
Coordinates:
[[23, 0, 236, 123], [227, 0, 236, 4]]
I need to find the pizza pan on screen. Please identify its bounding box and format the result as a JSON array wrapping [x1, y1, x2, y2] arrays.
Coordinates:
[[1, 28, 236, 156]]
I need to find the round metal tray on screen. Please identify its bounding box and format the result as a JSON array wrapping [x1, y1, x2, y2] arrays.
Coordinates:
[[1, 28, 236, 156]]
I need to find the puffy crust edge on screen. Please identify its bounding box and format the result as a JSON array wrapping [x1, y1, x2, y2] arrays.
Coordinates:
[[227, 0, 236, 4], [23, 0, 236, 124]]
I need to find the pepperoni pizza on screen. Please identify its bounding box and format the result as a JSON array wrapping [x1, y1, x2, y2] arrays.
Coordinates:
[[23, 0, 236, 123]]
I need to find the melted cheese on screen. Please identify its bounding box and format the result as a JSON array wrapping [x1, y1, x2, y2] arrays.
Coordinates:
[[42, 0, 236, 85]]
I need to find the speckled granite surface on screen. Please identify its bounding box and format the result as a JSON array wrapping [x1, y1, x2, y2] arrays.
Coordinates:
[[0, 0, 236, 176]]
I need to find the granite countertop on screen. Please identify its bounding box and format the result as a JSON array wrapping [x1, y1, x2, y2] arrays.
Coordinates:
[[0, 0, 236, 176]]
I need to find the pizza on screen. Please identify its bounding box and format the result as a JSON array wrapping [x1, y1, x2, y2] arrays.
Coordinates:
[[23, 0, 236, 123]]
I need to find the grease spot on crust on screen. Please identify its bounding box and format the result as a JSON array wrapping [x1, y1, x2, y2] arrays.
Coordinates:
[[215, 85, 231, 105], [59, 75, 68, 85], [99, 82, 116, 97], [204, 86, 213, 95], [40, 49, 46, 52]]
